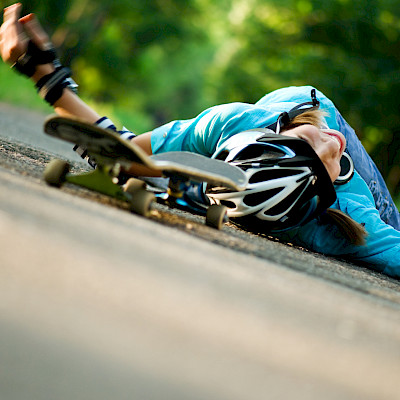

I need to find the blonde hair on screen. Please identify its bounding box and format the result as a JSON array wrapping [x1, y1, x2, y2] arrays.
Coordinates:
[[280, 109, 328, 132], [282, 109, 367, 246]]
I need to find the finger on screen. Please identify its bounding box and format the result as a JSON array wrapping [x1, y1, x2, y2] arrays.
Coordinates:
[[18, 13, 34, 24], [20, 13, 51, 50], [3, 3, 22, 23], [0, 3, 27, 63], [1, 3, 24, 39]]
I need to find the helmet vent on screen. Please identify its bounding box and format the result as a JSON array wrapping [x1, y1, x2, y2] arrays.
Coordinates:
[[266, 180, 308, 216], [220, 200, 237, 209], [249, 168, 300, 184], [215, 150, 230, 161], [243, 187, 283, 207], [235, 145, 285, 161]]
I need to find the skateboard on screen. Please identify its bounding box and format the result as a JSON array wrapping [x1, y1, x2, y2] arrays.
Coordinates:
[[42, 116, 247, 229]]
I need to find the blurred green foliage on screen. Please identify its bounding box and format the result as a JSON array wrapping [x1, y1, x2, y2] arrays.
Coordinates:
[[1, 0, 400, 197]]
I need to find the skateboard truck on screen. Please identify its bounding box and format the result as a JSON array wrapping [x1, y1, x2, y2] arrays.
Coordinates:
[[44, 159, 155, 217]]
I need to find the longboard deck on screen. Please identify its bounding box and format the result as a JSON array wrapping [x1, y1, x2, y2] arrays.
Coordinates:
[[44, 116, 247, 191]]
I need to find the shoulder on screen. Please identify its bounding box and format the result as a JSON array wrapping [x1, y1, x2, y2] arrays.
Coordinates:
[[197, 101, 283, 137]]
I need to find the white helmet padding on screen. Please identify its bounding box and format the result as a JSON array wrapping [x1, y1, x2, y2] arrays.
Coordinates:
[[206, 128, 337, 232]]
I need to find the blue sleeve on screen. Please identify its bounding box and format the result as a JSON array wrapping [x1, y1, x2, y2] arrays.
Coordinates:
[[186, 102, 275, 155], [151, 102, 283, 156]]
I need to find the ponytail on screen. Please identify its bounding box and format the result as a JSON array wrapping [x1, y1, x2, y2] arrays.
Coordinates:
[[320, 208, 367, 246]]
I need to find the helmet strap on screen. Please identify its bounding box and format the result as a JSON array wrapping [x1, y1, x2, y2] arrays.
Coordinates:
[[266, 89, 320, 133]]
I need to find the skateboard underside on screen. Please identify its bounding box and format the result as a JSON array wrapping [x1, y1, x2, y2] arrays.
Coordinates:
[[43, 159, 230, 229]]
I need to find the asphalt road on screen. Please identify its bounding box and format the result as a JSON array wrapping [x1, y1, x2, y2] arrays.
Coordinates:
[[0, 103, 400, 400]]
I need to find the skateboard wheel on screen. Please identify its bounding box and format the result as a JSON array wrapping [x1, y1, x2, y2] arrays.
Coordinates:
[[206, 204, 228, 229], [125, 178, 146, 194], [43, 159, 70, 187], [130, 189, 155, 217]]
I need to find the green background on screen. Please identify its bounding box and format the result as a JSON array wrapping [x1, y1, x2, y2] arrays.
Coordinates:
[[1, 0, 399, 203]]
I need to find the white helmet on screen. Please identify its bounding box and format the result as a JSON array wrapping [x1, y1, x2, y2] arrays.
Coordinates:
[[206, 128, 337, 232]]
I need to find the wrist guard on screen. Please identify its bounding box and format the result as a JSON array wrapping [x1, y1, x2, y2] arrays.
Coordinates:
[[12, 39, 79, 97], [12, 40, 57, 77], [35, 67, 72, 105]]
